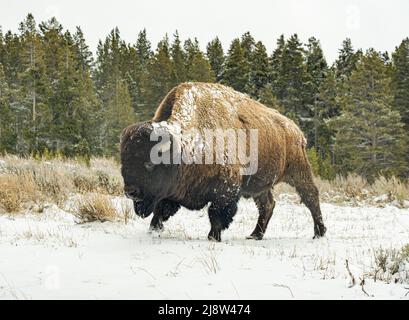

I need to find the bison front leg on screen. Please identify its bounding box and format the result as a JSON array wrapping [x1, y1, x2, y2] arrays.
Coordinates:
[[208, 201, 238, 242], [247, 190, 275, 240], [149, 200, 180, 232]]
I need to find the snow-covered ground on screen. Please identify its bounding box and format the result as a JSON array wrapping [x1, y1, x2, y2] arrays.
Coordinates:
[[1, 197, 408, 300]]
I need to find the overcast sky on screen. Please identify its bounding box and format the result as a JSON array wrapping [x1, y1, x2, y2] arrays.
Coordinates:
[[1, 0, 408, 62]]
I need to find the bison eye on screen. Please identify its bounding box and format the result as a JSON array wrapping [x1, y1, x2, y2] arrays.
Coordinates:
[[144, 161, 155, 172]]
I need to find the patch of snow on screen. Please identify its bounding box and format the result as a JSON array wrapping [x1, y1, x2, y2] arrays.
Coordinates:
[[374, 194, 389, 203], [1, 199, 409, 299]]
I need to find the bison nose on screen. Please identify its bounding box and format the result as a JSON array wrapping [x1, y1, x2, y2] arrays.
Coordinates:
[[124, 186, 141, 200]]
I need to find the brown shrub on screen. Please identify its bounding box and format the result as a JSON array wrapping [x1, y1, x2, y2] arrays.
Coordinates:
[[0, 173, 38, 213], [72, 194, 119, 223]]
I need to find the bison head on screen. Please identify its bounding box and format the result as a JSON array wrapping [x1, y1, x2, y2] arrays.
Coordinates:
[[120, 121, 178, 218]]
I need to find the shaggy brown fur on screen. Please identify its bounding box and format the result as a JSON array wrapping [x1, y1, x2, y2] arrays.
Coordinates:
[[121, 82, 326, 241]]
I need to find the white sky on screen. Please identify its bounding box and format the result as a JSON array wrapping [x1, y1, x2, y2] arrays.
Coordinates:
[[0, 0, 408, 63]]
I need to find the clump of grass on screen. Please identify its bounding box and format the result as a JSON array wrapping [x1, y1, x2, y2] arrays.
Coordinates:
[[72, 194, 120, 223], [199, 248, 220, 274], [371, 176, 409, 202], [120, 199, 134, 224], [367, 245, 409, 284], [0, 173, 38, 213]]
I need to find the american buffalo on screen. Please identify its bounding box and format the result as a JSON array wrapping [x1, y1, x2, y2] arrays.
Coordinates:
[[120, 82, 326, 241]]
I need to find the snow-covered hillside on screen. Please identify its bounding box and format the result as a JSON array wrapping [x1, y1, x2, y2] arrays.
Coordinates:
[[1, 198, 408, 299]]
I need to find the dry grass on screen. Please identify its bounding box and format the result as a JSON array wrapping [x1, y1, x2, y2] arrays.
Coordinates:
[[0, 173, 38, 213], [72, 193, 120, 223], [276, 173, 409, 206], [0, 155, 123, 213], [366, 245, 409, 284], [1, 155, 408, 214]]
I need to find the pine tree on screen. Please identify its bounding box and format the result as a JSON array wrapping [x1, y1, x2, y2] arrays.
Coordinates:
[[316, 68, 339, 159], [130, 29, 153, 120], [0, 63, 15, 152], [270, 35, 286, 98], [335, 38, 359, 81], [73, 27, 93, 71], [135, 29, 152, 68], [273, 34, 310, 131], [170, 31, 187, 84], [184, 38, 214, 82], [333, 50, 408, 179], [18, 14, 48, 153], [146, 36, 174, 113], [94, 28, 125, 108], [392, 38, 409, 129], [248, 41, 270, 99], [94, 27, 130, 151], [0, 27, 4, 66], [206, 37, 224, 82], [305, 37, 328, 148], [105, 79, 135, 156], [72, 27, 101, 155], [391, 38, 409, 168], [222, 38, 248, 92]]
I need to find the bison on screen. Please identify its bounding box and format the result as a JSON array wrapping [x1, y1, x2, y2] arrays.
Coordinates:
[[120, 82, 326, 241]]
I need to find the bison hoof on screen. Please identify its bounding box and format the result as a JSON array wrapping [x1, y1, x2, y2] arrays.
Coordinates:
[[149, 223, 164, 234], [313, 224, 327, 239], [246, 233, 264, 240], [208, 230, 221, 242]]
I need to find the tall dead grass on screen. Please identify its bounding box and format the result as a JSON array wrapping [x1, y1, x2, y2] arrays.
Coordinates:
[[0, 155, 123, 214], [72, 193, 119, 223], [0, 173, 38, 212], [1, 155, 408, 214]]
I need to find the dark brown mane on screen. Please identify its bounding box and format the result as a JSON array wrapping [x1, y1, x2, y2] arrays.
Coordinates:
[[153, 85, 180, 122]]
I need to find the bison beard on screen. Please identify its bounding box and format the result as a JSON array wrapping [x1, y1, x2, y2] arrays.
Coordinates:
[[120, 82, 327, 242]]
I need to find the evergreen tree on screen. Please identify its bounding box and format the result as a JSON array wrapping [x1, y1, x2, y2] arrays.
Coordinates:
[[258, 84, 282, 112], [0, 27, 3, 63], [73, 27, 93, 71], [206, 37, 224, 82], [333, 50, 407, 179], [105, 79, 135, 156], [184, 38, 214, 82], [305, 37, 328, 148], [316, 68, 339, 156], [18, 14, 48, 153], [146, 36, 174, 113], [131, 29, 153, 119], [270, 35, 286, 97], [222, 38, 248, 92], [335, 38, 359, 81], [391, 38, 409, 168], [135, 29, 152, 67], [248, 41, 270, 99], [392, 38, 409, 129], [274, 34, 310, 132], [170, 31, 187, 84], [0, 63, 15, 152]]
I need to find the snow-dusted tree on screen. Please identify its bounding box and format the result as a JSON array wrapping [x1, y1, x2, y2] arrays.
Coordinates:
[[206, 37, 224, 82], [333, 50, 408, 179]]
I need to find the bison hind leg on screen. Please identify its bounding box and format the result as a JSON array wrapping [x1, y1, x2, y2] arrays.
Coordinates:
[[285, 167, 327, 239], [207, 200, 238, 242], [247, 189, 275, 240]]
